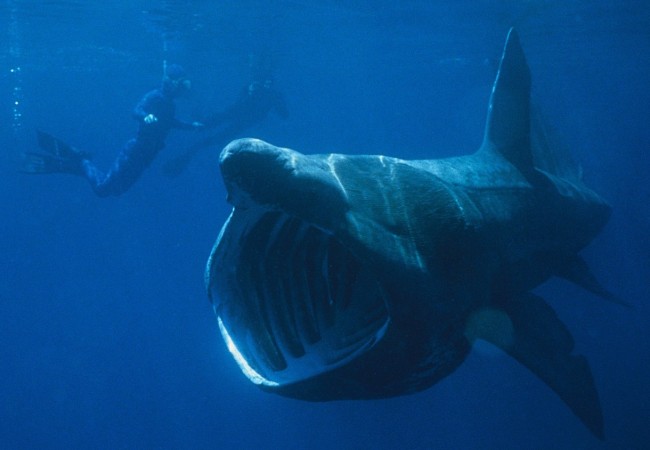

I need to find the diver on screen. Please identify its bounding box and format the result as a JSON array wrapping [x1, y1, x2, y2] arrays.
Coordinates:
[[162, 56, 288, 177], [22, 64, 204, 197]]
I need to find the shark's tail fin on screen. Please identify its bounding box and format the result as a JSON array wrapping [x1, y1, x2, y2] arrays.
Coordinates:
[[481, 28, 534, 175]]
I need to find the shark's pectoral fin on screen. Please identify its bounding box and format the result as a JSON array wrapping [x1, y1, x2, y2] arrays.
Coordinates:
[[557, 254, 630, 307], [466, 293, 604, 440]]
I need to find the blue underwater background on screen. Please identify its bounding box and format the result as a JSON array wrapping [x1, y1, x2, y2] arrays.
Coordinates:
[[1, 1, 649, 449]]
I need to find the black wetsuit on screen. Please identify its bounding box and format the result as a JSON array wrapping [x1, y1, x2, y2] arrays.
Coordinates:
[[162, 81, 288, 177], [82, 87, 195, 197], [205, 81, 288, 133]]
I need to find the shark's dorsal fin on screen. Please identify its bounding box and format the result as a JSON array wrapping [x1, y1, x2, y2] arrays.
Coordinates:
[[482, 28, 534, 174]]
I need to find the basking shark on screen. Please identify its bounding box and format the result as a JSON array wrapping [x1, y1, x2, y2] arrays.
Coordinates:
[[205, 29, 615, 439]]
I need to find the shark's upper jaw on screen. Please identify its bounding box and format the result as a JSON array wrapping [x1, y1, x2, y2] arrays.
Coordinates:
[[208, 142, 390, 387], [219, 139, 349, 231], [219, 138, 295, 210]]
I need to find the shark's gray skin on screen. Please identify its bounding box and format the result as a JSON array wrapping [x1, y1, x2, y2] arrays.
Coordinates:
[[206, 29, 615, 439]]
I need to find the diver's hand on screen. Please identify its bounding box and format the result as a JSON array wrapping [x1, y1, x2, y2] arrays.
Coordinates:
[[191, 121, 205, 131], [144, 114, 158, 124]]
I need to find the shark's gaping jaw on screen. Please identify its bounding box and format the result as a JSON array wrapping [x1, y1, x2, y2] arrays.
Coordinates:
[[206, 141, 391, 388]]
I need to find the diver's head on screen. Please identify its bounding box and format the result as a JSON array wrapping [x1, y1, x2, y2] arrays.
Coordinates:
[[162, 63, 191, 97]]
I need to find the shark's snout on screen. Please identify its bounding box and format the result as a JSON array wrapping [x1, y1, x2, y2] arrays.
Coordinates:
[[219, 138, 348, 230], [220, 138, 298, 208]]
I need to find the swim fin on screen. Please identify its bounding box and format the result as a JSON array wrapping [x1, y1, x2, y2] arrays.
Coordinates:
[[36, 130, 91, 160], [20, 130, 90, 175], [20, 151, 84, 175]]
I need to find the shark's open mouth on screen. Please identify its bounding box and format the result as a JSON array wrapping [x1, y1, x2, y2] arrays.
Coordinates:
[[207, 206, 390, 387]]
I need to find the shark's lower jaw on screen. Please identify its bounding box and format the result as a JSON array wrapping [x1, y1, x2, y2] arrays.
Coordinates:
[[207, 206, 391, 387]]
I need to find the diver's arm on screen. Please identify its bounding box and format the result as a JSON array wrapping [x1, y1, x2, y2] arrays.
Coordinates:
[[173, 118, 204, 131], [133, 90, 160, 124]]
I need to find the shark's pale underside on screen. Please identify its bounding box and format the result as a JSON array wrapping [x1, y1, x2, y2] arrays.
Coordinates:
[[205, 29, 617, 439]]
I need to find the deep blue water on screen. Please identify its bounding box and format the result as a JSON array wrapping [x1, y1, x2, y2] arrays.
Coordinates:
[[1, 1, 649, 448]]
